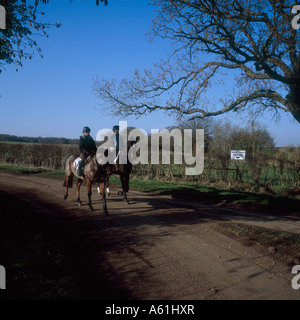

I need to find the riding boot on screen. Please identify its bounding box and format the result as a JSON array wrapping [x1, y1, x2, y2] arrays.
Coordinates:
[[77, 161, 85, 178]]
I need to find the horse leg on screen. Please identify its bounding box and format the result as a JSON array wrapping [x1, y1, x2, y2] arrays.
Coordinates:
[[87, 179, 93, 211], [117, 175, 123, 195], [63, 173, 73, 200], [99, 181, 108, 216], [106, 180, 110, 196], [76, 178, 83, 206], [120, 174, 129, 204], [123, 191, 129, 204], [63, 176, 69, 200], [97, 181, 110, 197]]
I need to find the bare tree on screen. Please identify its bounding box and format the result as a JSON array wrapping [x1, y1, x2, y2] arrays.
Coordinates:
[[210, 119, 274, 155], [93, 0, 300, 124]]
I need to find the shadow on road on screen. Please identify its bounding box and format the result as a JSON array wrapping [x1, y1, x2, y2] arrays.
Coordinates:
[[0, 183, 299, 300], [0, 190, 136, 300]]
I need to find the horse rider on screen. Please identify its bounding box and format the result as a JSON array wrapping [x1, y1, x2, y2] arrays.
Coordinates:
[[77, 126, 97, 177]]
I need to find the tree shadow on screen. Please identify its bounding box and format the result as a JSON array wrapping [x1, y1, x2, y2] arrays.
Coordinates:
[[135, 185, 300, 217], [0, 190, 136, 300]]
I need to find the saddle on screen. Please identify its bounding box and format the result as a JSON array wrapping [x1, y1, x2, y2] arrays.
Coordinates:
[[74, 154, 93, 170], [74, 157, 81, 170]]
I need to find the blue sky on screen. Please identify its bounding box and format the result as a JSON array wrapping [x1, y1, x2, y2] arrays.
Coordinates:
[[0, 0, 300, 147]]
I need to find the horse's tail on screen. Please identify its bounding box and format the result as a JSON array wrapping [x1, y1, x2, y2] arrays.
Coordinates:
[[63, 174, 74, 188], [63, 155, 75, 188]]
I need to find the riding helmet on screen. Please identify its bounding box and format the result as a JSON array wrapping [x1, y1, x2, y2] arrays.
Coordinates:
[[112, 125, 119, 131], [82, 126, 91, 133]]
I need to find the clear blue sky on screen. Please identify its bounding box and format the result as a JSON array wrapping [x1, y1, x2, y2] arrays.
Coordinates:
[[0, 0, 299, 147]]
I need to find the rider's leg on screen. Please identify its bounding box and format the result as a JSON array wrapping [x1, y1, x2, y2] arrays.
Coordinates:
[[114, 147, 120, 163], [77, 153, 86, 177]]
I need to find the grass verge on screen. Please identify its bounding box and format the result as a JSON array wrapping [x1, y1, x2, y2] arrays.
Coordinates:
[[127, 176, 300, 216], [215, 222, 300, 266]]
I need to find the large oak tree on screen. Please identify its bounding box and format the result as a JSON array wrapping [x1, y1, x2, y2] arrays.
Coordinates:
[[93, 0, 300, 124]]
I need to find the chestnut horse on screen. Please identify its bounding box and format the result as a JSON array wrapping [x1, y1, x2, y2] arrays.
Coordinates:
[[63, 154, 111, 215]]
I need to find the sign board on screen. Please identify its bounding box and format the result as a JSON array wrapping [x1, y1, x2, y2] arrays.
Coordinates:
[[231, 150, 246, 160]]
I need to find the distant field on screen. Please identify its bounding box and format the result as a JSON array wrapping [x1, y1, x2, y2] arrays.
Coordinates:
[[0, 141, 39, 145], [0, 134, 79, 145], [0, 140, 78, 146]]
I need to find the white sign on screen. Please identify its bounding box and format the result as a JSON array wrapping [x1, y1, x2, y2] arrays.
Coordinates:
[[231, 150, 246, 160]]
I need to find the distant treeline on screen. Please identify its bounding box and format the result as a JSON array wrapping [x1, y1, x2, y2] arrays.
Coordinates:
[[0, 134, 79, 145]]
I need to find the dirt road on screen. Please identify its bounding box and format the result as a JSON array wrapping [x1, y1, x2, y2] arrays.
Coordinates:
[[0, 171, 300, 300]]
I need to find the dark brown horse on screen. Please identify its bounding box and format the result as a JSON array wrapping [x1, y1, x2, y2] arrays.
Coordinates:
[[63, 154, 111, 215], [97, 140, 136, 204]]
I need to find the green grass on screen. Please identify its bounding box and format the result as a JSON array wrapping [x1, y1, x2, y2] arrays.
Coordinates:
[[123, 174, 299, 215], [0, 164, 64, 176]]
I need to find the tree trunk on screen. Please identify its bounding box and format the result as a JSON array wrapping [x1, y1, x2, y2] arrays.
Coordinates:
[[286, 71, 300, 123]]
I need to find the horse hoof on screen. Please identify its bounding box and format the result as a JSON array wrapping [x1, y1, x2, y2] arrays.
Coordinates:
[[124, 200, 129, 204], [104, 210, 108, 216], [64, 195, 68, 200], [118, 191, 123, 195], [88, 206, 94, 212], [77, 202, 82, 207]]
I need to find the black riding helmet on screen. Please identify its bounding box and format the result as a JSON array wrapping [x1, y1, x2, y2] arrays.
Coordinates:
[[112, 125, 119, 131], [83, 126, 91, 133]]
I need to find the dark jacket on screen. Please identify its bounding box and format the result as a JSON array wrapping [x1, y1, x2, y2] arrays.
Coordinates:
[[79, 135, 97, 155], [114, 132, 120, 149]]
